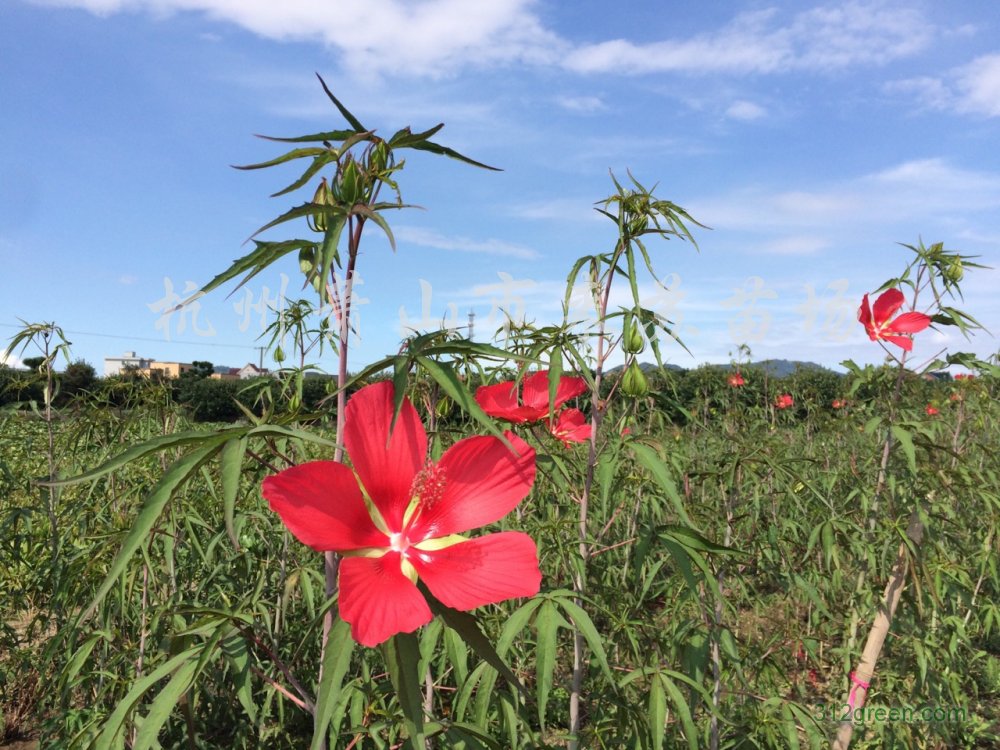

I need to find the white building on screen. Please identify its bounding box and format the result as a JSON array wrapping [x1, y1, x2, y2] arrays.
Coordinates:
[[104, 351, 153, 377]]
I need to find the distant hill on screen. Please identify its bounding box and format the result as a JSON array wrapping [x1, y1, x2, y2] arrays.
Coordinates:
[[607, 360, 832, 377]]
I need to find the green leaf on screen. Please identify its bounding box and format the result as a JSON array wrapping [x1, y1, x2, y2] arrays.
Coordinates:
[[629, 442, 699, 530], [233, 146, 330, 171], [659, 524, 738, 555], [43, 428, 243, 487], [220, 437, 247, 549], [311, 619, 356, 750], [316, 73, 366, 132], [132, 658, 200, 750], [406, 139, 501, 171], [658, 672, 700, 750], [221, 634, 257, 724], [415, 357, 510, 446], [197, 239, 316, 299], [384, 632, 427, 749], [81, 438, 230, 622], [424, 591, 528, 698], [552, 596, 613, 682], [93, 647, 200, 750], [649, 674, 666, 750], [534, 600, 559, 730], [891, 425, 917, 474]]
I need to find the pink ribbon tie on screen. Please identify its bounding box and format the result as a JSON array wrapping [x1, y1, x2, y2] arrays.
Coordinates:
[[847, 672, 870, 710]]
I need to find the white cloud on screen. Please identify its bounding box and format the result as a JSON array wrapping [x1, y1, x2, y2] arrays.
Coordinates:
[[119, 274, 138, 285], [32, 0, 935, 81], [954, 53, 1000, 118], [563, 2, 932, 76], [759, 235, 831, 255], [0, 352, 25, 369], [395, 225, 539, 259], [888, 53, 1000, 119], [726, 100, 766, 121], [556, 95, 605, 113], [31, 0, 564, 77], [692, 158, 1000, 232]]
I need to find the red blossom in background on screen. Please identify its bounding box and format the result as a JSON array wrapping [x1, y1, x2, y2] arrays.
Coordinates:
[[775, 394, 794, 410], [728, 372, 745, 387], [262, 382, 541, 647], [954, 373, 975, 381], [925, 404, 939, 416], [475, 370, 587, 424], [832, 399, 847, 409], [549, 408, 591, 447], [857, 288, 932, 352]]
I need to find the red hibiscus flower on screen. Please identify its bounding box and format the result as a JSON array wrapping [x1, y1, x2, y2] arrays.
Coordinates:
[[475, 370, 587, 424], [262, 382, 541, 647], [728, 372, 745, 387], [857, 288, 932, 351], [775, 394, 794, 410], [549, 408, 591, 447], [925, 404, 939, 416]]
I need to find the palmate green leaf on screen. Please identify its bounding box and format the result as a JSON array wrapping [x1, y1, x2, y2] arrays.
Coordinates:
[[270, 150, 338, 197], [659, 525, 740, 555], [656, 671, 700, 750], [220, 436, 247, 549], [405, 139, 501, 171], [249, 202, 346, 243], [384, 632, 427, 749], [316, 73, 366, 132], [42, 428, 243, 487], [648, 675, 666, 750], [255, 129, 357, 144], [415, 356, 511, 446], [534, 600, 560, 731], [234, 146, 330, 172], [629, 441, 699, 530], [351, 204, 398, 251], [424, 589, 528, 698], [549, 595, 614, 682], [91, 646, 200, 750], [311, 619, 355, 750], [388, 123, 446, 147], [891, 425, 917, 474], [132, 658, 200, 750], [80, 437, 230, 622], [197, 239, 317, 299], [221, 634, 257, 724]]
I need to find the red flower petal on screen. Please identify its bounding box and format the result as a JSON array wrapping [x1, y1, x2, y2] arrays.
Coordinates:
[[344, 382, 426, 532], [550, 408, 592, 446], [885, 311, 932, 334], [872, 288, 904, 327], [338, 552, 433, 647], [882, 334, 914, 351], [411, 531, 541, 611], [262, 461, 388, 552], [521, 371, 587, 413], [474, 380, 527, 422], [409, 432, 536, 540], [857, 293, 873, 334]]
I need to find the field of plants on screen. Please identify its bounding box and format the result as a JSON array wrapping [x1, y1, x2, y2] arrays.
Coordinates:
[[2, 82, 999, 749]]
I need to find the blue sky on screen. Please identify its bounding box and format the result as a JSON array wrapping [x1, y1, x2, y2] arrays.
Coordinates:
[[2, 0, 999, 375]]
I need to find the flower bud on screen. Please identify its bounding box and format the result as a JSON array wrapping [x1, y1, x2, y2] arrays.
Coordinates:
[[335, 158, 362, 206], [944, 258, 963, 283], [308, 178, 330, 232], [621, 361, 648, 397], [622, 315, 645, 354]]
